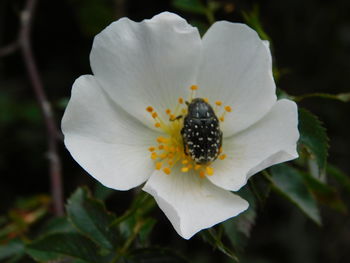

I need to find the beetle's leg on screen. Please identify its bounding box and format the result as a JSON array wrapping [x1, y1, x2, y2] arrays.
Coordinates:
[[170, 115, 183, 121]]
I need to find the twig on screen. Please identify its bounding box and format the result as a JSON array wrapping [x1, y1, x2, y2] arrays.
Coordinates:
[[0, 0, 64, 216]]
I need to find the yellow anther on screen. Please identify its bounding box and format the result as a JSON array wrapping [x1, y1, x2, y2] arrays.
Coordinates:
[[206, 166, 214, 176], [225, 106, 232, 112], [163, 167, 171, 175], [169, 146, 176, 152], [170, 114, 175, 120], [187, 164, 193, 169], [182, 159, 189, 165], [176, 146, 181, 152], [203, 98, 209, 103], [155, 162, 162, 170], [190, 85, 198, 90], [215, 101, 222, 106], [199, 171, 206, 178], [152, 112, 158, 119], [168, 153, 174, 159], [181, 167, 189, 172], [158, 145, 164, 150], [194, 164, 201, 170], [154, 122, 161, 128], [178, 97, 184, 104], [151, 152, 157, 160], [157, 136, 167, 143], [219, 154, 227, 160], [181, 109, 187, 114], [220, 116, 225, 122], [160, 153, 167, 159], [165, 109, 171, 115], [148, 147, 155, 152], [219, 147, 223, 153], [146, 106, 153, 113], [164, 145, 169, 151], [168, 160, 174, 165]]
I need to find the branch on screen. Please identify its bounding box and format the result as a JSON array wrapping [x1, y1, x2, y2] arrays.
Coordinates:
[[1, 0, 64, 216]]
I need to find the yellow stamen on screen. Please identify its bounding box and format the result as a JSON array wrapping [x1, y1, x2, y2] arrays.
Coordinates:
[[155, 122, 161, 128], [181, 167, 189, 172], [152, 112, 158, 119], [225, 106, 232, 112], [165, 109, 171, 115], [199, 171, 205, 178], [215, 101, 222, 106], [178, 97, 184, 104], [206, 166, 214, 176], [155, 162, 162, 170], [219, 154, 227, 160], [203, 98, 209, 103], [148, 147, 155, 152], [190, 85, 198, 90], [157, 136, 167, 143], [182, 159, 189, 165], [146, 106, 153, 113], [220, 116, 225, 122], [194, 164, 201, 170], [158, 145, 164, 150], [151, 152, 157, 160], [163, 167, 171, 175]]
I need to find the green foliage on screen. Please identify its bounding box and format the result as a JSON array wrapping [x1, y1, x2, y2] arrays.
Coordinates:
[[242, 5, 270, 41], [327, 164, 350, 194], [26, 233, 109, 263], [69, 0, 115, 36], [298, 109, 329, 175], [127, 248, 189, 263], [302, 171, 347, 213], [268, 164, 321, 225], [0, 239, 25, 262], [67, 187, 120, 250], [294, 92, 350, 102], [172, 0, 208, 15]]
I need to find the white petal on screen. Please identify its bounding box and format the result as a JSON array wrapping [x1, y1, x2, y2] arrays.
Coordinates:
[[62, 75, 160, 190], [143, 170, 249, 239], [197, 22, 276, 136], [209, 99, 299, 191], [90, 12, 202, 129]]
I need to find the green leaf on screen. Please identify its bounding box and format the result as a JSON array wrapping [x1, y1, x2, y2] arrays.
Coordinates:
[[200, 228, 239, 262], [268, 164, 321, 225], [172, 0, 208, 15], [327, 164, 350, 194], [294, 92, 350, 102], [138, 218, 156, 244], [0, 239, 25, 261], [242, 5, 270, 41], [66, 187, 119, 250], [223, 187, 257, 253], [302, 172, 347, 213], [298, 108, 329, 175], [127, 248, 189, 263], [69, 0, 114, 36], [94, 182, 115, 201], [39, 216, 77, 236], [26, 233, 108, 263]]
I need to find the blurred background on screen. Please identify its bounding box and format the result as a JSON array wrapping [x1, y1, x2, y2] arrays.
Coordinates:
[[0, 0, 349, 262]]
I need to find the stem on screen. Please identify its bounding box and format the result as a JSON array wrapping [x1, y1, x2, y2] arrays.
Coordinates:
[[0, 0, 64, 216]]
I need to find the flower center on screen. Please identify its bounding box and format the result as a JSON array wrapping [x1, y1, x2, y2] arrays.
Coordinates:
[[146, 85, 231, 177]]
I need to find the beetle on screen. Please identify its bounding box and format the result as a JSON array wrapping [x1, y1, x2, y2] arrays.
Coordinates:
[[181, 98, 223, 164]]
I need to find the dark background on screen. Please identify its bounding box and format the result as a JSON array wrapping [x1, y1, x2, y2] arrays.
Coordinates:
[[0, 0, 349, 262]]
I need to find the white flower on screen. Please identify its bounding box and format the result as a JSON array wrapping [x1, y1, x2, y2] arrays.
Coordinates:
[[62, 12, 299, 239]]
